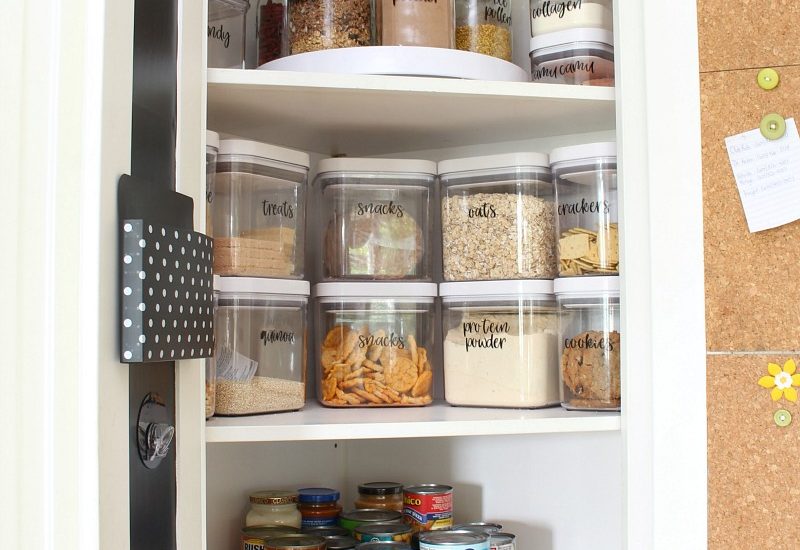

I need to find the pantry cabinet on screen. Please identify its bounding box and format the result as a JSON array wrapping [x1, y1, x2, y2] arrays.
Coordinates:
[[5, 0, 706, 549]]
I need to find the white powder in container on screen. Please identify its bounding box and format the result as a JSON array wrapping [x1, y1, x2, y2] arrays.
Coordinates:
[[443, 314, 560, 408]]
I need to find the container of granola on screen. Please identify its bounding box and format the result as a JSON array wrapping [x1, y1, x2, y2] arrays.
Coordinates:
[[314, 282, 436, 407], [439, 152, 556, 281], [213, 139, 309, 279], [316, 158, 435, 281], [554, 276, 620, 411], [550, 142, 618, 276], [212, 277, 310, 416], [285, 0, 376, 55]]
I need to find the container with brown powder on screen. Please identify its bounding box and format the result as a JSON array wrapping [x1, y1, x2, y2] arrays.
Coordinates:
[[378, 0, 455, 48]]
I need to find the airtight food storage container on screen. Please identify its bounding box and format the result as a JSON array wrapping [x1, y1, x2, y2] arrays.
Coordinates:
[[378, 0, 455, 48], [529, 0, 613, 36], [441, 280, 559, 408], [439, 153, 557, 281], [205, 289, 219, 419], [316, 158, 435, 281], [550, 142, 618, 276], [529, 29, 614, 86], [213, 139, 309, 279], [212, 277, 309, 416], [554, 276, 620, 411], [315, 282, 436, 407], [206, 130, 219, 237], [208, 0, 250, 68], [285, 0, 376, 55], [455, 0, 512, 61]]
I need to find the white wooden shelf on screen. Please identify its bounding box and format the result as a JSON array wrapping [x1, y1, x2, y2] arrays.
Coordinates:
[[205, 401, 620, 443], [207, 69, 616, 156]]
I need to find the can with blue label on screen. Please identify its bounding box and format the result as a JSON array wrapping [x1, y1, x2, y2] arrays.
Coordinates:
[[418, 530, 490, 550]]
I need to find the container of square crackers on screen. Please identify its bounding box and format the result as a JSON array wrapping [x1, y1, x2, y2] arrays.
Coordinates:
[[550, 142, 618, 277], [314, 282, 436, 407]]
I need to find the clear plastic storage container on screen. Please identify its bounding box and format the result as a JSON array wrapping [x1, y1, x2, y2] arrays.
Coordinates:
[[550, 142, 618, 276], [214, 139, 309, 278], [439, 153, 556, 281], [441, 280, 559, 408], [529, 0, 612, 36], [455, 0, 512, 61], [258, 0, 286, 66], [208, 0, 250, 68], [316, 158, 435, 281], [286, 0, 376, 55], [212, 277, 309, 416], [529, 29, 614, 86], [206, 130, 219, 237], [205, 288, 219, 420], [554, 276, 620, 411], [315, 282, 436, 407], [378, 0, 455, 48]]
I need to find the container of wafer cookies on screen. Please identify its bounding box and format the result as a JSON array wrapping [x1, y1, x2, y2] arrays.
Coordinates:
[[213, 138, 309, 279], [550, 142, 618, 277], [314, 282, 436, 407]]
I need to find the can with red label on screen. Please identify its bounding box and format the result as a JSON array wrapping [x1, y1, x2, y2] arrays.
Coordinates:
[[402, 484, 453, 532]]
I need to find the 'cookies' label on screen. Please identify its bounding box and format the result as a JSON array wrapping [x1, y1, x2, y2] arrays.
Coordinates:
[[467, 202, 497, 219], [359, 332, 405, 349], [356, 201, 405, 218], [262, 200, 295, 218], [260, 329, 295, 345], [462, 319, 508, 352], [564, 332, 615, 351]]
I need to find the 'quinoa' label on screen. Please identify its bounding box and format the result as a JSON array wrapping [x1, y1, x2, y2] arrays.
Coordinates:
[[462, 319, 508, 352], [260, 329, 295, 345], [262, 200, 294, 218], [356, 201, 404, 218]]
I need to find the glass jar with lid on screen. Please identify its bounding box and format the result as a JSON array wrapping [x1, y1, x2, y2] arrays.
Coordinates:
[[315, 158, 435, 281], [455, 0, 512, 61], [529, 29, 614, 86], [285, 0, 375, 55], [530, 0, 612, 36], [208, 0, 250, 68], [550, 142, 618, 276], [554, 276, 620, 411], [440, 280, 560, 408], [214, 139, 309, 279], [246, 490, 302, 528], [355, 482, 404, 512], [377, 0, 455, 48], [439, 152, 557, 281], [297, 488, 343, 528]]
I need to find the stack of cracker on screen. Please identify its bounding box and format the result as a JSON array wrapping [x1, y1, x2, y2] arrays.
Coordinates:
[[558, 223, 619, 276], [214, 227, 296, 277]]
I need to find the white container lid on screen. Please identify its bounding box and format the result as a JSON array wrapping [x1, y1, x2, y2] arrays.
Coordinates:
[[530, 28, 614, 53], [215, 276, 310, 296], [206, 130, 220, 150], [549, 141, 617, 165], [439, 280, 554, 298], [316, 157, 437, 177], [553, 276, 619, 295], [219, 138, 311, 169], [438, 152, 550, 176], [314, 282, 437, 298]]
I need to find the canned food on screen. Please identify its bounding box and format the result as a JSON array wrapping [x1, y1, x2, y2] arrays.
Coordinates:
[[403, 485, 453, 532], [242, 526, 301, 550], [452, 523, 502, 535], [326, 535, 358, 549], [489, 533, 516, 550], [418, 530, 490, 550], [339, 509, 404, 535], [356, 543, 413, 550], [355, 522, 413, 543], [265, 534, 327, 550], [302, 525, 351, 538]]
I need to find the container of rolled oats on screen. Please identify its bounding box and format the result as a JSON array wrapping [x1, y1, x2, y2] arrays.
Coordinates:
[[439, 153, 556, 282], [315, 283, 436, 408]]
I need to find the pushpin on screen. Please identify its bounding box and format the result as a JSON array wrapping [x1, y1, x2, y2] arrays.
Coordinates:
[[760, 113, 786, 140], [757, 68, 780, 91], [774, 408, 792, 427]]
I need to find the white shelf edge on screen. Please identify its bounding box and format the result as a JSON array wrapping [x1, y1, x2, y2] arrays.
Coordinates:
[[207, 68, 616, 103], [205, 402, 621, 443]]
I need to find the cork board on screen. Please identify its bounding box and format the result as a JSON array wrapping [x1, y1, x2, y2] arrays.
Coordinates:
[[701, 67, 800, 351], [708, 354, 800, 550], [697, 0, 800, 73]]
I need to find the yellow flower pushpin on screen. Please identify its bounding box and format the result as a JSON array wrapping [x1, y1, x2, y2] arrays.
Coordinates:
[[758, 359, 800, 402]]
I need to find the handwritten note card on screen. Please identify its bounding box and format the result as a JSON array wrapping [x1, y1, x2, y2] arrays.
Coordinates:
[[725, 118, 800, 233]]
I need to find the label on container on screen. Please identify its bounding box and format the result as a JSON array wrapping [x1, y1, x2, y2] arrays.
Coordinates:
[[357, 331, 406, 350], [301, 517, 339, 529], [355, 201, 405, 218], [462, 318, 508, 353], [208, 24, 231, 49], [403, 491, 453, 531], [484, 0, 512, 25], [216, 347, 258, 382], [491, 542, 514, 550], [261, 329, 296, 345], [466, 202, 497, 219], [262, 200, 295, 219], [530, 0, 613, 35]]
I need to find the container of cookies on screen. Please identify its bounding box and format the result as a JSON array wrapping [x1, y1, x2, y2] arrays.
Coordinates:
[[314, 282, 436, 407], [213, 138, 310, 279], [440, 280, 559, 409], [213, 277, 310, 416], [439, 152, 556, 281], [550, 142, 618, 276], [315, 158, 436, 281], [554, 276, 620, 411]]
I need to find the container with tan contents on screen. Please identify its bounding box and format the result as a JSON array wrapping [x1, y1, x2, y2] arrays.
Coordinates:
[[355, 482, 404, 512], [213, 277, 310, 415], [315, 282, 436, 407], [213, 139, 309, 279], [377, 0, 455, 48], [554, 276, 620, 411], [455, 0, 512, 61]]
